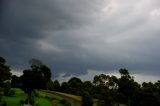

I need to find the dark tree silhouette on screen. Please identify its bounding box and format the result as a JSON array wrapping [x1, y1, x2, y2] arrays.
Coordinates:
[[61, 82, 70, 93], [68, 77, 83, 95], [11, 75, 20, 88], [20, 59, 52, 105], [53, 80, 61, 91], [82, 91, 93, 106], [0, 56, 11, 87], [0, 56, 12, 103]]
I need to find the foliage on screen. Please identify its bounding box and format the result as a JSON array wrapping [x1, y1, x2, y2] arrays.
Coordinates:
[[19, 59, 52, 105], [0, 101, 7, 106], [98, 88, 114, 106], [60, 99, 71, 106], [83, 81, 94, 96], [82, 91, 93, 106], [0, 56, 11, 87], [53, 80, 61, 91], [1, 56, 160, 106], [68, 77, 83, 95], [61, 82, 71, 93], [11, 75, 20, 88], [2, 88, 27, 106], [20, 69, 47, 93], [3, 82, 15, 96], [46, 80, 54, 91]]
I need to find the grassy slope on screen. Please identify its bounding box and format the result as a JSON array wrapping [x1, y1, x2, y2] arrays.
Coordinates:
[[38, 91, 127, 106], [54, 92, 82, 101], [2, 88, 63, 106], [36, 90, 63, 100], [43, 91, 127, 106], [2, 89, 126, 106], [2, 88, 27, 106], [36, 90, 64, 106], [43, 91, 100, 106]]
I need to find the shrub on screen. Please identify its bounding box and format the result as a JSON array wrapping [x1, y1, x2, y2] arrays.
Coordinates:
[[3, 89, 15, 96], [35, 104, 40, 106], [60, 99, 71, 106], [3, 82, 15, 96], [82, 92, 93, 106], [0, 101, 7, 106], [19, 100, 25, 105], [0, 94, 1, 102]]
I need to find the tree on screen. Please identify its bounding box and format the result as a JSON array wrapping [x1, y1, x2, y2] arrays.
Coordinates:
[[40, 65, 52, 90], [11, 75, 20, 88], [155, 80, 160, 95], [53, 80, 60, 91], [68, 77, 83, 95], [93, 74, 112, 88], [0, 56, 11, 87], [0, 56, 12, 102], [20, 69, 46, 104], [46, 80, 54, 90], [132, 81, 160, 106], [82, 91, 93, 106], [83, 81, 94, 95], [40, 65, 52, 82], [20, 59, 52, 105], [98, 88, 114, 106], [119, 68, 131, 79], [118, 68, 140, 105], [61, 82, 70, 93], [108, 75, 118, 90]]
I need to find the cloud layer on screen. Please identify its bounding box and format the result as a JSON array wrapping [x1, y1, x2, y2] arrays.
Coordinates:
[[1, 0, 160, 78]]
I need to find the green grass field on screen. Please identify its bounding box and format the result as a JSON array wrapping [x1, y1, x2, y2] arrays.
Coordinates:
[[2, 88, 27, 106], [2, 88, 127, 106], [1, 88, 65, 106]]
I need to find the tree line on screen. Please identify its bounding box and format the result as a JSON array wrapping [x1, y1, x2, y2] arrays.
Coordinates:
[[52, 69, 160, 106], [0, 56, 160, 106]]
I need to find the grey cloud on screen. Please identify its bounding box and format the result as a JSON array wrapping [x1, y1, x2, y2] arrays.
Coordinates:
[[1, 0, 160, 78]]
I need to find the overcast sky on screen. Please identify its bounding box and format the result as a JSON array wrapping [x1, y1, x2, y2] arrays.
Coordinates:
[[0, 0, 160, 81]]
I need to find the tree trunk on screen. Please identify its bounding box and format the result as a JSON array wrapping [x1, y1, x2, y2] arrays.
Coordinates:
[[28, 92, 32, 105]]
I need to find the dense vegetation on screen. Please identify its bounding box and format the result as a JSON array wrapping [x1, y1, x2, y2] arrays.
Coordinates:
[[56, 69, 160, 106], [0, 56, 160, 106]]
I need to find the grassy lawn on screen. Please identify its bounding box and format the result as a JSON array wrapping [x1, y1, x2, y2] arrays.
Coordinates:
[[2, 88, 27, 106], [1, 88, 65, 106], [34, 98, 52, 106], [46, 91, 99, 106], [2, 88, 127, 106]]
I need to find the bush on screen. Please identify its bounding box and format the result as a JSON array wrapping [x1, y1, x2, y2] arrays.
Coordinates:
[[3, 82, 15, 96], [82, 92, 93, 106], [98, 89, 115, 106], [35, 104, 40, 106], [20, 98, 35, 105], [60, 99, 71, 106], [33, 90, 39, 97], [3, 89, 15, 96], [19, 100, 25, 105], [25, 98, 35, 105], [0, 94, 1, 102], [0, 101, 7, 106]]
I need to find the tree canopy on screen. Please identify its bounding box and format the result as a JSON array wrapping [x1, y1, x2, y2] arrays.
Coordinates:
[[0, 56, 11, 87]]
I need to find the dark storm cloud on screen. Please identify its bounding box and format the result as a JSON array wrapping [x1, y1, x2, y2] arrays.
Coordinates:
[[1, 0, 160, 78]]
